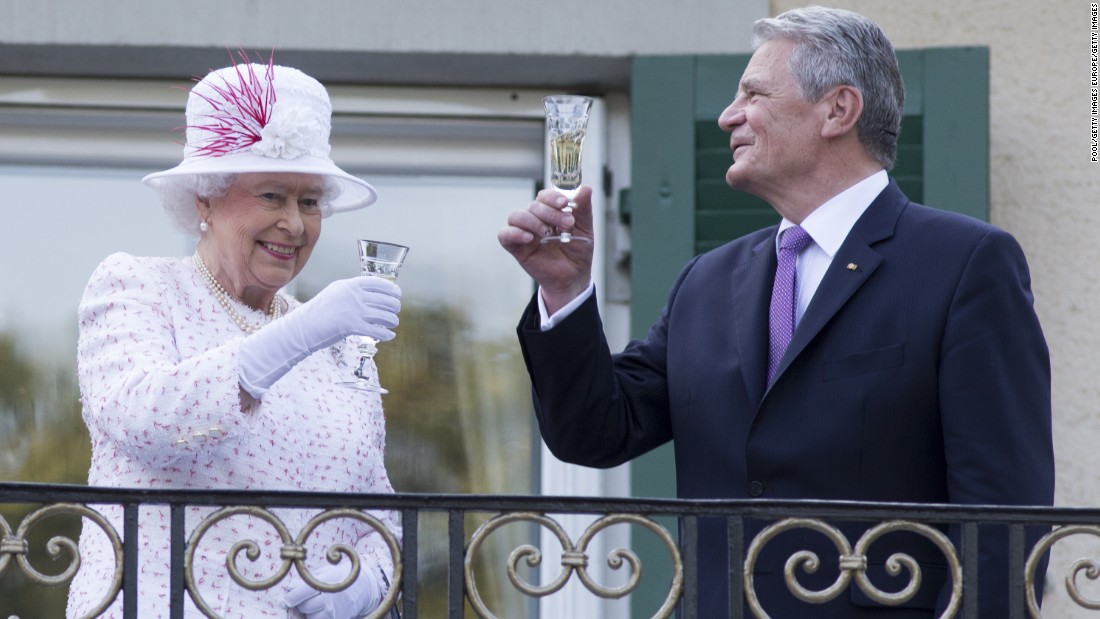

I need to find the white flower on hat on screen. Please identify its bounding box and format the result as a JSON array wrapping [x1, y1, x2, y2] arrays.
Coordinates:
[[252, 102, 329, 160]]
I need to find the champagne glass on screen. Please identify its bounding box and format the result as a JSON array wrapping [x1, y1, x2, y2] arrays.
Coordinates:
[[337, 239, 409, 394], [542, 95, 593, 244]]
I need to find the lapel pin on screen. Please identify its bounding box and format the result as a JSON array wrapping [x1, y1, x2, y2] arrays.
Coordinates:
[[847, 263, 858, 271]]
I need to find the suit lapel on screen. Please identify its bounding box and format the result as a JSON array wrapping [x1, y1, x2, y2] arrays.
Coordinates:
[[732, 232, 778, 407], [765, 181, 908, 392]]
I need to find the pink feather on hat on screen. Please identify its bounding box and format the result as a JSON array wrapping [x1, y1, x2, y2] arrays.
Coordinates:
[[187, 51, 277, 158]]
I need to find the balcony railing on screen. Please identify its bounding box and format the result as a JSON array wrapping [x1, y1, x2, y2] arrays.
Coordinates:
[[0, 482, 1093, 618]]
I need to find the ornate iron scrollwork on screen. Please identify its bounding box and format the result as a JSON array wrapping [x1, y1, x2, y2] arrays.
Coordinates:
[[743, 518, 962, 619], [185, 506, 402, 619], [464, 512, 683, 619], [1025, 524, 1100, 617], [0, 503, 123, 619]]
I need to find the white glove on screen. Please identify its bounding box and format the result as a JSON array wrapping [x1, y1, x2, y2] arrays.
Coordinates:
[[239, 276, 401, 398], [285, 560, 385, 619]]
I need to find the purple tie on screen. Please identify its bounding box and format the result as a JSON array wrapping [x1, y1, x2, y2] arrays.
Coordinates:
[[767, 226, 813, 385]]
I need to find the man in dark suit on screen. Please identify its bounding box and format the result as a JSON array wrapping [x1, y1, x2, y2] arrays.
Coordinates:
[[498, 6, 1054, 617]]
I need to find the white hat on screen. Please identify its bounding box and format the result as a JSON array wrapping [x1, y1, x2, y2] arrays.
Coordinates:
[[143, 58, 377, 213]]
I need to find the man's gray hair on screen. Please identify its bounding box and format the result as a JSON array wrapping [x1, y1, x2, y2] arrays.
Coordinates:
[[753, 5, 905, 170]]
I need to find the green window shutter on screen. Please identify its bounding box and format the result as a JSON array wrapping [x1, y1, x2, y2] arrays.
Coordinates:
[[629, 55, 698, 335], [625, 47, 988, 617], [918, 47, 990, 220]]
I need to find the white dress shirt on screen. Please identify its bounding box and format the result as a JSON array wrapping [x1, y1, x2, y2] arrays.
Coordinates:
[[777, 170, 887, 326]]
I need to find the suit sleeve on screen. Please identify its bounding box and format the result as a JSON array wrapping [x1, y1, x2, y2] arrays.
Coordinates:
[[937, 227, 1054, 613], [517, 283, 681, 469]]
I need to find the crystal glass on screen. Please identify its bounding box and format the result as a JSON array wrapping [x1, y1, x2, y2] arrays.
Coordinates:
[[542, 95, 594, 244], [337, 239, 409, 393]]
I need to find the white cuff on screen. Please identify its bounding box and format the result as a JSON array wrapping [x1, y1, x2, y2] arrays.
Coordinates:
[[537, 281, 595, 331]]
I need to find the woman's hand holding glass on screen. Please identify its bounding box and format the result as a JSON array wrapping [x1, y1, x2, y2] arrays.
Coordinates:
[[337, 240, 409, 393], [239, 276, 401, 399]]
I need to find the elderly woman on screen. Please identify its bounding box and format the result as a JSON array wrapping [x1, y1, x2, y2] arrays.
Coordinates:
[[67, 57, 401, 618]]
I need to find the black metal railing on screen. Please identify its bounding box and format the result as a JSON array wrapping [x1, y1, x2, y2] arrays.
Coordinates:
[[0, 482, 1093, 618]]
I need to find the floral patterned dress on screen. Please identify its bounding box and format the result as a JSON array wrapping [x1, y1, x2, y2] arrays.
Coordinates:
[[66, 252, 400, 618]]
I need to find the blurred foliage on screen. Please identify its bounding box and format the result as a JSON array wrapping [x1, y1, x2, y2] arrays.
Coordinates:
[[382, 303, 536, 618], [0, 331, 90, 618], [0, 333, 37, 472]]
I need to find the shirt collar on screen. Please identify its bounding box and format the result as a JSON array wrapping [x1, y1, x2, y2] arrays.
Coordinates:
[[776, 170, 889, 258]]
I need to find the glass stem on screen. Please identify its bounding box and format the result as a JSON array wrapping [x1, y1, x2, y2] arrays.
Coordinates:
[[354, 354, 372, 381], [355, 337, 379, 381], [560, 201, 575, 242]]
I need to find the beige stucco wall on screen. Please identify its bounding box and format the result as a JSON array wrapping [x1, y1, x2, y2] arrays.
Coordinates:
[[770, 0, 1092, 614]]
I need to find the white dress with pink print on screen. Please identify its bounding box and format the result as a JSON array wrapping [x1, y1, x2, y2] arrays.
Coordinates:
[[66, 252, 399, 618]]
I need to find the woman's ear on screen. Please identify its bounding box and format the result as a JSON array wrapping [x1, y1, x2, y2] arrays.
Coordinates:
[[195, 196, 212, 222], [820, 84, 863, 139]]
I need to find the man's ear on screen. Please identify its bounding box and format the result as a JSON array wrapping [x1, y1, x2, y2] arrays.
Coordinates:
[[820, 84, 863, 139]]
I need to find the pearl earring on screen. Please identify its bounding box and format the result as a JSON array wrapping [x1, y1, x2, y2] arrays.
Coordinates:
[[199, 220, 209, 233]]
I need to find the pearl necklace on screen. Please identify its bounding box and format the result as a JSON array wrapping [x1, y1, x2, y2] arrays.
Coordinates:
[[193, 253, 282, 333]]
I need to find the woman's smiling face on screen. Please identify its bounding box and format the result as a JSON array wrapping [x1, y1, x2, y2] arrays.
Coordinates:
[[197, 172, 325, 308]]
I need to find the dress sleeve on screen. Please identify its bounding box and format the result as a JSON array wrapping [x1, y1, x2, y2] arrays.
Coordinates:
[[77, 253, 250, 466]]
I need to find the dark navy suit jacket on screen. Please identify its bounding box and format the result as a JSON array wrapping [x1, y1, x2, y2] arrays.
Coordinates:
[[518, 181, 1054, 617]]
